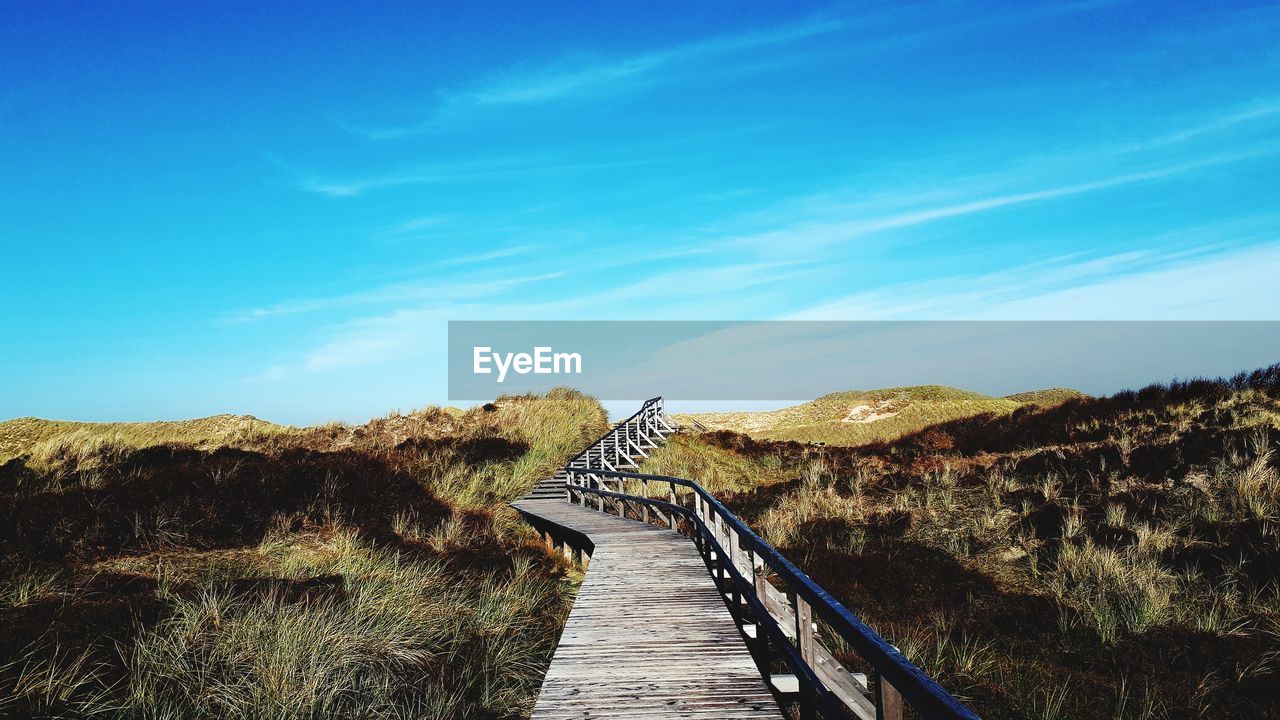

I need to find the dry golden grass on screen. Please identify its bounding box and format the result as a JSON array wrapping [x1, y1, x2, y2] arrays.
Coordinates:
[[0, 414, 300, 464], [105, 528, 574, 720], [643, 368, 1280, 719], [641, 433, 787, 495], [677, 385, 1030, 446], [0, 389, 606, 720], [1004, 388, 1090, 406]]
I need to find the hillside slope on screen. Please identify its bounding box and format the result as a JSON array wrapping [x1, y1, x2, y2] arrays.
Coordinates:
[[678, 385, 1042, 445], [1003, 387, 1091, 406], [0, 414, 299, 464], [0, 390, 605, 719], [646, 365, 1280, 719]]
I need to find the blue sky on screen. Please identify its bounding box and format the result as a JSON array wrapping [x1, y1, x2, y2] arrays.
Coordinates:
[[3, 1, 1279, 423]]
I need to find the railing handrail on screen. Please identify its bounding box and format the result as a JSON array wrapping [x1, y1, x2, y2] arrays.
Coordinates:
[[565, 482, 849, 718], [564, 466, 980, 720], [564, 396, 665, 467]]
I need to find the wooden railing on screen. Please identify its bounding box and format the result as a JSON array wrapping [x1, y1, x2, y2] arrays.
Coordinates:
[[562, 396, 675, 476], [563, 467, 981, 720]]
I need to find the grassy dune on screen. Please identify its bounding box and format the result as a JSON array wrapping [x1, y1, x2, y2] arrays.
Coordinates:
[[0, 405, 490, 467], [651, 366, 1280, 719], [0, 389, 605, 719], [678, 385, 1043, 446], [1003, 387, 1090, 407], [0, 414, 300, 465]]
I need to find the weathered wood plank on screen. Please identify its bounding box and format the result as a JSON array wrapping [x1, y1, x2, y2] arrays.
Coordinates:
[[512, 499, 781, 719]]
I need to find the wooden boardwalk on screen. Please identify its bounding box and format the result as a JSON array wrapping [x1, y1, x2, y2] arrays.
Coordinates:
[[512, 498, 781, 719], [512, 398, 978, 720]]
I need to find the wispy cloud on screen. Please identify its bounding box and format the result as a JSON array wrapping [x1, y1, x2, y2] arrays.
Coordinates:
[[337, 1, 1151, 140], [1105, 98, 1280, 155], [790, 241, 1280, 320], [436, 245, 538, 267], [254, 306, 453, 380], [249, 259, 812, 380], [706, 137, 1280, 256], [292, 155, 664, 197], [336, 17, 846, 139], [383, 216, 450, 235], [231, 269, 565, 322]]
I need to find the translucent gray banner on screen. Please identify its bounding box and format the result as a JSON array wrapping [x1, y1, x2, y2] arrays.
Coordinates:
[[447, 321, 1280, 401]]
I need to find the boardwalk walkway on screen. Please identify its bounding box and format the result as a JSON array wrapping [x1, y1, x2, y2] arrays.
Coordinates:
[[512, 498, 780, 719], [513, 397, 978, 720]]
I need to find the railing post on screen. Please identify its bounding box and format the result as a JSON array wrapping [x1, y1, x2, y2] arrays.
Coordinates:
[[753, 551, 770, 602], [543, 400, 979, 720], [750, 549, 772, 659], [876, 672, 904, 720], [729, 527, 742, 577], [796, 596, 816, 666], [716, 513, 731, 565], [729, 527, 743, 610], [799, 690, 816, 720], [669, 481, 680, 531], [712, 513, 730, 588]]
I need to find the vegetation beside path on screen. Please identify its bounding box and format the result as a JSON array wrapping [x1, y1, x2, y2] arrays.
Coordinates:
[[652, 367, 1280, 719], [0, 389, 605, 720]]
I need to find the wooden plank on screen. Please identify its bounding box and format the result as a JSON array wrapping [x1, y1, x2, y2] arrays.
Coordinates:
[[879, 675, 905, 720], [770, 674, 800, 695], [797, 597, 816, 665], [520, 398, 920, 720], [512, 499, 781, 719], [813, 642, 877, 719]]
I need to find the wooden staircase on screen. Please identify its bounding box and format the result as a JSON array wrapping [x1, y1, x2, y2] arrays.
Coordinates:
[[521, 397, 677, 501]]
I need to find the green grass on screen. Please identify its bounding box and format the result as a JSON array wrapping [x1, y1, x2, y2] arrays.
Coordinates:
[[640, 434, 787, 495], [0, 414, 301, 465], [106, 529, 572, 720], [1004, 388, 1090, 406], [676, 385, 1028, 445], [1046, 540, 1177, 645]]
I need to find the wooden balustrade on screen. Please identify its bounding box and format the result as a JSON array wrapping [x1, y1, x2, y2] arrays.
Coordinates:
[[535, 396, 974, 720], [564, 467, 979, 720]]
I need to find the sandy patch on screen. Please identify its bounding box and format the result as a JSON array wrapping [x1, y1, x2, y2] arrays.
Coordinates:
[[841, 399, 900, 424]]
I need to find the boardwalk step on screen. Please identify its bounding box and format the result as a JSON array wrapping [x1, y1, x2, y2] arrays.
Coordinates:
[[770, 675, 800, 695]]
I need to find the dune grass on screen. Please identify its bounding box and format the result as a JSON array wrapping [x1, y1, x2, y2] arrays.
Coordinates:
[[640, 433, 788, 495], [646, 367, 1280, 719], [1004, 388, 1090, 406], [677, 385, 1029, 446], [0, 389, 605, 720], [103, 529, 571, 720], [0, 415, 301, 465]]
